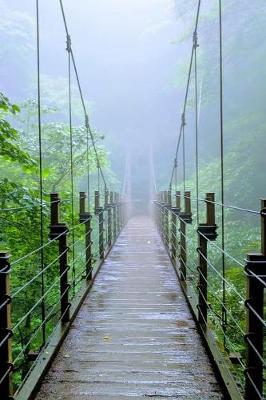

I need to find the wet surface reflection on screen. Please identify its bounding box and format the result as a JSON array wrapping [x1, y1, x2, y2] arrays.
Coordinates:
[[35, 216, 223, 400]]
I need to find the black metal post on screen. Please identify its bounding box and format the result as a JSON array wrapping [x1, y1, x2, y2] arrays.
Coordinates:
[[171, 211, 177, 262], [0, 252, 12, 400], [244, 199, 266, 399], [99, 210, 104, 259], [179, 191, 192, 281], [113, 192, 117, 240], [163, 191, 169, 246], [197, 193, 217, 327], [116, 193, 121, 234], [166, 190, 172, 250], [175, 190, 181, 210], [79, 192, 92, 280], [180, 219, 186, 281], [106, 191, 112, 248], [50, 193, 70, 323], [171, 194, 180, 264], [95, 191, 104, 260]]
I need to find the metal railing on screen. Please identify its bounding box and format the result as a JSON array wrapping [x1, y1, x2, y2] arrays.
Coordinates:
[[0, 190, 127, 400], [154, 190, 266, 400]]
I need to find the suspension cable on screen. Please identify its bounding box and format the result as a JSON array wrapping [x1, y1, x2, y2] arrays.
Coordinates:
[[85, 115, 91, 210], [194, 29, 199, 223], [182, 114, 186, 195], [218, 0, 227, 342], [66, 32, 76, 293], [36, 0, 46, 347], [169, 0, 201, 190], [58, 0, 108, 191]]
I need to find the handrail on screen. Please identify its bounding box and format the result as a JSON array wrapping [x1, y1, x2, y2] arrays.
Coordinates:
[[0, 191, 128, 400], [154, 192, 266, 400]]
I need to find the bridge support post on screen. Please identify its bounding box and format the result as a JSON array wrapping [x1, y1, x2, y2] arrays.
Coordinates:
[[106, 191, 112, 248], [162, 192, 166, 241], [164, 191, 169, 247], [244, 199, 266, 400], [160, 191, 166, 243], [154, 193, 159, 231], [197, 193, 217, 327], [171, 192, 180, 263], [113, 193, 117, 241], [166, 190, 172, 251], [95, 191, 104, 260], [117, 193, 121, 234], [179, 192, 192, 281], [0, 251, 13, 400], [79, 192, 92, 280], [171, 211, 177, 262], [50, 193, 70, 324], [120, 197, 125, 229], [157, 194, 160, 233], [175, 191, 181, 210], [179, 220, 186, 280], [110, 192, 115, 244]]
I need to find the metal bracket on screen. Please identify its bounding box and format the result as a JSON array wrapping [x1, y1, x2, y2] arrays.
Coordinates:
[[79, 212, 91, 224], [49, 223, 69, 240], [179, 212, 192, 224], [197, 223, 217, 241]]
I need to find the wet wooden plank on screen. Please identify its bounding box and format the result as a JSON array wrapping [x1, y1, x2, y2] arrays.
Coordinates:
[[35, 216, 223, 399]]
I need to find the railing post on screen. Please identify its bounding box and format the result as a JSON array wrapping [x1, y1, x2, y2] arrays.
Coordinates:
[[171, 192, 181, 264], [197, 193, 217, 327], [110, 192, 114, 244], [106, 191, 112, 248], [179, 191, 192, 281], [50, 193, 70, 324], [104, 190, 108, 210], [120, 196, 125, 229], [166, 190, 172, 250], [163, 191, 168, 246], [175, 190, 181, 210], [158, 192, 163, 238], [95, 190, 100, 210], [95, 191, 104, 260], [0, 252, 12, 399], [160, 191, 164, 239], [171, 211, 177, 262], [113, 192, 117, 240], [179, 223, 186, 281], [155, 193, 159, 231], [161, 191, 165, 240], [116, 193, 121, 234], [244, 199, 266, 399], [79, 192, 92, 280]]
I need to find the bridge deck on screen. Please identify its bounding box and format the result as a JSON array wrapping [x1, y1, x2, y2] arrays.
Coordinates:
[[35, 216, 223, 400]]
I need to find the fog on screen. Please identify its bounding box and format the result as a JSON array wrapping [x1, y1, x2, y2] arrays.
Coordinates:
[[3, 3, 266, 395], [1, 0, 190, 210], [1, 0, 266, 213]]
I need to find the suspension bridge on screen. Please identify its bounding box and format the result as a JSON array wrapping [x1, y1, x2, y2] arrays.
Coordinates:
[[0, 1, 265, 400]]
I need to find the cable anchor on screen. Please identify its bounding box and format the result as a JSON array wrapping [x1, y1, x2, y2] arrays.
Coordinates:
[[193, 30, 199, 49], [85, 114, 90, 130], [181, 113, 186, 127], [66, 34, 71, 53]]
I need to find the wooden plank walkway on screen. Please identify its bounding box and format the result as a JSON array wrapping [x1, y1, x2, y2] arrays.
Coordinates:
[[35, 216, 223, 400]]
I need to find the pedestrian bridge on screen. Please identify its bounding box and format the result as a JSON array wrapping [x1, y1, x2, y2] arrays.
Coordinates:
[[0, 1, 265, 399], [33, 216, 222, 400]]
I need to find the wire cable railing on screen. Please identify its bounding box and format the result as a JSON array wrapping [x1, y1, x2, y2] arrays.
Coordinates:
[[154, 192, 266, 400], [0, 191, 127, 399]]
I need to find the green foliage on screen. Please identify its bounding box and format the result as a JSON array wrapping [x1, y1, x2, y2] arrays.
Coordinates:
[[0, 92, 112, 389], [0, 93, 34, 167]]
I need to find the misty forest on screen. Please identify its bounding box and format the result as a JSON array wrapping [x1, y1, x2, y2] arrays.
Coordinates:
[[0, 1, 266, 400]]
